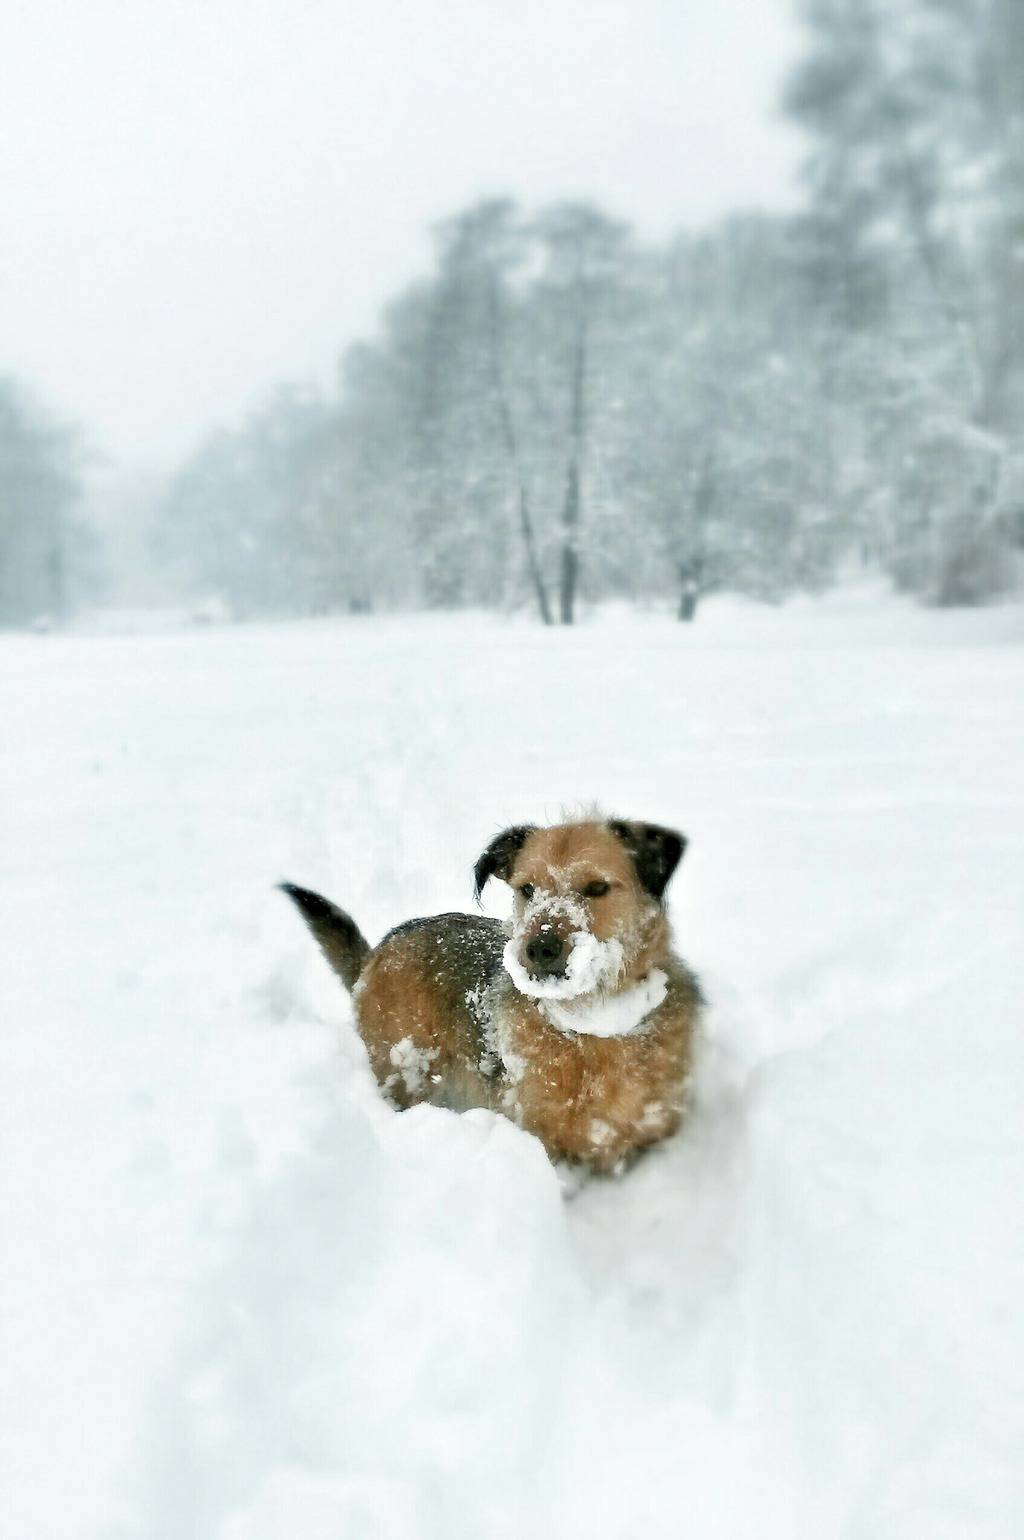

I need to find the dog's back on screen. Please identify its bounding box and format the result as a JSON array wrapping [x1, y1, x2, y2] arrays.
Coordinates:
[[282, 888, 506, 1111], [356, 913, 507, 1108]]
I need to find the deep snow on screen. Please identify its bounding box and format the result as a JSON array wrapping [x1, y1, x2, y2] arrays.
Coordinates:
[[2, 591, 1023, 1539]]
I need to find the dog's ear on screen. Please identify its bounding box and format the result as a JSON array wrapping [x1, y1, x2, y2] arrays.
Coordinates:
[[609, 820, 687, 900], [474, 824, 535, 899]]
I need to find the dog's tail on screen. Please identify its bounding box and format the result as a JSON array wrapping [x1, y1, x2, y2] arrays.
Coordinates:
[[279, 882, 371, 992]]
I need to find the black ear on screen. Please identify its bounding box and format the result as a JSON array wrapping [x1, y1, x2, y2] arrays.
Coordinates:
[[473, 824, 535, 899], [609, 820, 686, 900]]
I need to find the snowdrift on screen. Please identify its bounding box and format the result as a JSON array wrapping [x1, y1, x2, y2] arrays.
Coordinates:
[[2, 595, 1022, 1538]]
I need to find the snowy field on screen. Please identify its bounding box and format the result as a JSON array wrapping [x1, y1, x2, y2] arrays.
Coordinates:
[[2, 591, 1023, 1540]]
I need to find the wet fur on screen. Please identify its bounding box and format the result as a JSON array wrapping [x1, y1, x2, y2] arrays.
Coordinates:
[[283, 818, 702, 1171]]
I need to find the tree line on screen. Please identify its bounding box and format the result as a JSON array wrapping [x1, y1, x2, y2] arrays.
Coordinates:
[[3, 0, 1023, 627], [154, 0, 1024, 622]]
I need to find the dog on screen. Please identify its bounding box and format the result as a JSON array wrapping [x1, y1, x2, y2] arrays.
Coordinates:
[[282, 816, 702, 1171]]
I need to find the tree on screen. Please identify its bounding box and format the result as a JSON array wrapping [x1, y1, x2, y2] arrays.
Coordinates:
[[0, 378, 86, 626], [785, 0, 1024, 602], [610, 216, 843, 618], [530, 204, 631, 623], [420, 200, 552, 618], [153, 386, 331, 616], [458, 201, 553, 624]]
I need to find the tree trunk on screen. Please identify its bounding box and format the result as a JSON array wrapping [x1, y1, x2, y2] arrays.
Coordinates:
[[677, 555, 703, 622], [486, 278, 552, 624], [676, 464, 711, 622], [517, 485, 552, 626], [559, 307, 586, 625], [559, 460, 580, 624]]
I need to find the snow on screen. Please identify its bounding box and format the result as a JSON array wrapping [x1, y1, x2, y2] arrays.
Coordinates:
[[503, 892, 627, 1001], [537, 966, 668, 1037], [385, 1036, 440, 1099], [2, 592, 1023, 1539]]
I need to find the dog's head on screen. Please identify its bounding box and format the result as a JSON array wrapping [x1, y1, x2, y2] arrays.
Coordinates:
[[474, 817, 686, 1000]]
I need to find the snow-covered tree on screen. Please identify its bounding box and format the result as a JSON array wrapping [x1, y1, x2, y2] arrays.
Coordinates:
[[0, 377, 89, 627], [153, 387, 332, 616], [785, 0, 1024, 602]]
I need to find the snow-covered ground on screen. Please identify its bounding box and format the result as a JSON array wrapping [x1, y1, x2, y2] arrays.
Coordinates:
[[2, 591, 1023, 1540]]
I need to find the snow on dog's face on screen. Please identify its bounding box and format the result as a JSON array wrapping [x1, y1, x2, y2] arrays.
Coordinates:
[[503, 889, 625, 1000], [473, 817, 686, 1002]]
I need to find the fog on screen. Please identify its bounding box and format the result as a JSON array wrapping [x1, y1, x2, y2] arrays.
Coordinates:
[[1, 0, 1021, 624], [1, 0, 799, 468]]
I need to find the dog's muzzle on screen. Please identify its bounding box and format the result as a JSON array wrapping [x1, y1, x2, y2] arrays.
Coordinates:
[[504, 894, 626, 1001]]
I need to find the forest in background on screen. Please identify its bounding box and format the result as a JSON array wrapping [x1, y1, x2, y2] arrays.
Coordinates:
[[4, 0, 1024, 626]]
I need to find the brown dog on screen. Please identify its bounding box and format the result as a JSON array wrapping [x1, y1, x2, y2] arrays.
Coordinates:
[[282, 816, 702, 1171]]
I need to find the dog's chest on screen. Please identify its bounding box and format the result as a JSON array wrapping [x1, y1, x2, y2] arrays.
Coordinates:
[[488, 993, 686, 1162]]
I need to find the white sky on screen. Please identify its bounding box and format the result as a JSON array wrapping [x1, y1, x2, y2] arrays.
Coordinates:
[[0, 0, 804, 470]]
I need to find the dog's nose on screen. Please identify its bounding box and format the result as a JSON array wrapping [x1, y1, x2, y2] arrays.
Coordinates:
[[525, 932, 566, 975]]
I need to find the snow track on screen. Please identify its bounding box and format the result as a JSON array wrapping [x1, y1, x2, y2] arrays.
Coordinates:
[[2, 594, 1023, 1538]]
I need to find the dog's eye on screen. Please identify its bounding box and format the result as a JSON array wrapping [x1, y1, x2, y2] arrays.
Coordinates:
[[582, 881, 610, 899], [519, 883, 534, 901]]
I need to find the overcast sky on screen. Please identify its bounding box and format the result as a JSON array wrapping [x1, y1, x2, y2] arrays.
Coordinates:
[[1, 0, 803, 471]]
